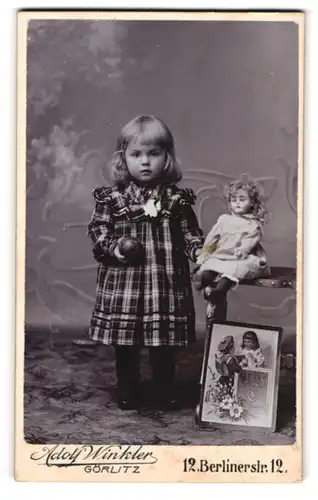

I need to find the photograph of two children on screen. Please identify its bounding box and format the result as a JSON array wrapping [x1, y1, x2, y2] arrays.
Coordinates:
[[15, 11, 304, 482]]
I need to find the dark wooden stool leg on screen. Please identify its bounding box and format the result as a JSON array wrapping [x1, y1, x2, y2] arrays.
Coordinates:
[[195, 293, 228, 423], [199, 294, 227, 384]]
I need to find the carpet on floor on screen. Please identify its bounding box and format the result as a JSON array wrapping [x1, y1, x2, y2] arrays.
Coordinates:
[[24, 329, 296, 446]]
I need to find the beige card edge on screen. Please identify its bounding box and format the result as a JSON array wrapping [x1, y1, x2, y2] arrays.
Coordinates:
[[15, 10, 304, 483]]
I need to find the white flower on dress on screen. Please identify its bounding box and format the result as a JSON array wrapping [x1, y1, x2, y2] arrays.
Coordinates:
[[143, 199, 161, 217]]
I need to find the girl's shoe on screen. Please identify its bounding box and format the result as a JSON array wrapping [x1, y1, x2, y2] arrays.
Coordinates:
[[117, 392, 140, 410]]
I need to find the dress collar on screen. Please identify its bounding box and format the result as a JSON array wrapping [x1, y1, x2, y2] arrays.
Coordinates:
[[125, 181, 162, 205]]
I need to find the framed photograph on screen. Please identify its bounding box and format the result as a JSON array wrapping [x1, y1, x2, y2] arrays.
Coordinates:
[[197, 321, 283, 432]]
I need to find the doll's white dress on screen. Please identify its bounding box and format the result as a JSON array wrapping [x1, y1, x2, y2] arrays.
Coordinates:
[[197, 214, 268, 281]]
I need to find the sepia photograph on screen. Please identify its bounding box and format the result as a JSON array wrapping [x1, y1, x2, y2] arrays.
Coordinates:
[[198, 321, 282, 432], [15, 11, 304, 482]]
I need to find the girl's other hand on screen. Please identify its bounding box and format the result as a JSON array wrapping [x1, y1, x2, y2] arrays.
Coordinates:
[[195, 247, 205, 265]]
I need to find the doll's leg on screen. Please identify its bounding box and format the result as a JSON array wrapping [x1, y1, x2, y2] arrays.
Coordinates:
[[193, 269, 218, 291], [216, 276, 236, 293], [115, 346, 140, 410], [205, 276, 236, 302], [149, 346, 180, 410], [193, 266, 204, 290]]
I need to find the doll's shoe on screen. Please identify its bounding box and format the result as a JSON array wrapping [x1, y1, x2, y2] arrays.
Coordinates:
[[203, 286, 216, 300]]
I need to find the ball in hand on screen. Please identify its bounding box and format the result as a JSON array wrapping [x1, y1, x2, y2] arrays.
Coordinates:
[[118, 236, 144, 263]]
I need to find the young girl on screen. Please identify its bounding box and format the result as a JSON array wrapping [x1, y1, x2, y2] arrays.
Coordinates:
[[88, 115, 204, 410], [239, 330, 265, 368], [193, 175, 269, 298]]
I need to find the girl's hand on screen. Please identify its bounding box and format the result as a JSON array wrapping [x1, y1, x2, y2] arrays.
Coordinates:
[[113, 242, 128, 263], [194, 248, 203, 260]]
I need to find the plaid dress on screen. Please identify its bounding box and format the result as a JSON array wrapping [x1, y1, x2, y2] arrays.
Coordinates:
[[88, 181, 204, 346]]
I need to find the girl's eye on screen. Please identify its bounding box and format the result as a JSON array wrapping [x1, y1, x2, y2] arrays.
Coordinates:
[[131, 151, 141, 157], [150, 150, 162, 156]]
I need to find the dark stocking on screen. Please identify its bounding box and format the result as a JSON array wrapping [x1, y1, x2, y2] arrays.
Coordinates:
[[149, 347, 180, 409], [115, 346, 140, 409]]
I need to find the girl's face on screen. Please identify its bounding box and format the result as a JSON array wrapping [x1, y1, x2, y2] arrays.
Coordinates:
[[125, 137, 166, 185], [243, 338, 255, 350], [230, 189, 252, 216]]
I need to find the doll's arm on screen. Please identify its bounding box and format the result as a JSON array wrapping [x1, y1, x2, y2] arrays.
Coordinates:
[[88, 200, 121, 262], [204, 219, 222, 247], [196, 217, 223, 264], [235, 226, 262, 258]]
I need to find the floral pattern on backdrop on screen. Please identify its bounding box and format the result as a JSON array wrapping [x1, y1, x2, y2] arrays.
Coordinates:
[[25, 20, 298, 350]]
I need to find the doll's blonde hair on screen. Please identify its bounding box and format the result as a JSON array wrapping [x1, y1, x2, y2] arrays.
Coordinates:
[[223, 174, 268, 223], [108, 115, 182, 187]]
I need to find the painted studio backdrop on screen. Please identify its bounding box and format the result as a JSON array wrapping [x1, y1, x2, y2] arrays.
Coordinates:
[[25, 20, 298, 351]]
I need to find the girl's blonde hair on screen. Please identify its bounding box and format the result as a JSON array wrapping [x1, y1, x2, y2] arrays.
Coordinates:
[[223, 174, 268, 223], [108, 115, 182, 187]]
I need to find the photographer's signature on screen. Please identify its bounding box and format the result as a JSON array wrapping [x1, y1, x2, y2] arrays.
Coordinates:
[[30, 444, 158, 474]]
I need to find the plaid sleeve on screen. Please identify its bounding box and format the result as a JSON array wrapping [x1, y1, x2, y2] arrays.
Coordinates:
[[87, 190, 118, 262], [178, 191, 204, 262]]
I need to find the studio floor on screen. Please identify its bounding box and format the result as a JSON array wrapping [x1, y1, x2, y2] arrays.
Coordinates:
[[24, 329, 296, 446]]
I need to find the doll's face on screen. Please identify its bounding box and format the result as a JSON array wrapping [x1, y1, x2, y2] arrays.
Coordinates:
[[230, 189, 252, 216]]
